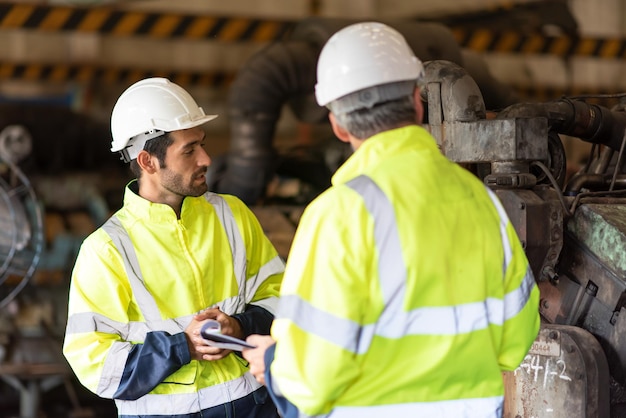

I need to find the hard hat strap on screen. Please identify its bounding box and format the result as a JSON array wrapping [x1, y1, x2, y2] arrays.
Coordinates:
[[328, 80, 417, 115], [120, 129, 165, 163]]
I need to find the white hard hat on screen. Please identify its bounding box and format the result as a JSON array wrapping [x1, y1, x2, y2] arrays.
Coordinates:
[[110, 77, 217, 162], [315, 22, 424, 108]]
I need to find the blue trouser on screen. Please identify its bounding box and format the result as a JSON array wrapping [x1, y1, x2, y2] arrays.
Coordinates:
[[120, 386, 279, 418]]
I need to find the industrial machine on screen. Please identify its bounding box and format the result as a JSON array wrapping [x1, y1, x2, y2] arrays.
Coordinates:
[[214, 18, 626, 417], [422, 58, 624, 417]]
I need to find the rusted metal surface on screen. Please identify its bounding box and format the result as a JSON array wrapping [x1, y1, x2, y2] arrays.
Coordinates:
[[538, 277, 581, 324], [542, 225, 626, 385], [495, 187, 563, 282], [440, 117, 548, 163], [504, 324, 610, 418], [567, 203, 626, 278]]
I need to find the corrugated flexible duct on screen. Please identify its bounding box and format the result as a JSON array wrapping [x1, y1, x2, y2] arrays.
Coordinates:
[[215, 17, 516, 204]]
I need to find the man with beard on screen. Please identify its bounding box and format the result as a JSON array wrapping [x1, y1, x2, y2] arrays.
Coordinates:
[[63, 78, 284, 418]]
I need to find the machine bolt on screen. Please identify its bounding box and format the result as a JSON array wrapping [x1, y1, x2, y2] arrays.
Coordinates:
[[542, 266, 559, 283]]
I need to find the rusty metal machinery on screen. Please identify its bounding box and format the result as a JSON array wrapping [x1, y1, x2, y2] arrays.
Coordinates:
[[422, 59, 626, 417], [503, 324, 610, 417]]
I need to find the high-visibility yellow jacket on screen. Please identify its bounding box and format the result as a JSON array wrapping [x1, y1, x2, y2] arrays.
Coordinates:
[[63, 181, 284, 417], [268, 125, 540, 417]]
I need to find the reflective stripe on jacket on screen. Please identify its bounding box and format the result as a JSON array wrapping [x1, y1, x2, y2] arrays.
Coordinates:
[[63, 182, 284, 416], [269, 125, 540, 417]]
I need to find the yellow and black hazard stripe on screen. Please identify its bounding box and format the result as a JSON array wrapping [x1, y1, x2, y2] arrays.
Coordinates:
[[0, 62, 236, 87], [453, 28, 626, 59], [0, 3, 295, 41], [0, 2, 624, 58]]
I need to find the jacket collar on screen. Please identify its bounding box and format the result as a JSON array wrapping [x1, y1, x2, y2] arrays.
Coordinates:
[[123, 179, 201, 222], [331, 125, 439, 186]]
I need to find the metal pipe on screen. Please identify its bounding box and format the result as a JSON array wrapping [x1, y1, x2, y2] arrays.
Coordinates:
[[498, 98, 626, 153], [564, 173, 626, 195], [217, 18, 470, 204], [216, 41, 319, 204]]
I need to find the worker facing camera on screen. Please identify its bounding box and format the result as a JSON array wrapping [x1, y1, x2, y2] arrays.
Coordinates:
[[63, 77, 284, 418]]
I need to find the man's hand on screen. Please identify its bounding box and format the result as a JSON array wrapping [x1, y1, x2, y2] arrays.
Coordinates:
[[184, 307, 244, 361], [242, 334, 276, 385], [195, 307, 244, 339]]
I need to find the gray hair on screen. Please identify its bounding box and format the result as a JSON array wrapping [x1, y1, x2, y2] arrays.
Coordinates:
[[332, 94, 418, 140], [327, 80, 416, 115]]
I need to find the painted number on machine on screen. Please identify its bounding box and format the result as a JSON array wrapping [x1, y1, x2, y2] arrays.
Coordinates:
[[515, 355, 572, 389]]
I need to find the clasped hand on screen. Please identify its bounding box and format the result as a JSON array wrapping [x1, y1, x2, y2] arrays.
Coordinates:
[[184, 307, 243, 361]]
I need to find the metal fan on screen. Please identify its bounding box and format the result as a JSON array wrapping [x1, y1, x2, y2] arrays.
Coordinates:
[[0, 125, 44, 310]]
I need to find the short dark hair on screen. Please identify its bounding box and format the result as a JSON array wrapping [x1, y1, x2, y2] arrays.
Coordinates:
[[129, 132, 174, 178]]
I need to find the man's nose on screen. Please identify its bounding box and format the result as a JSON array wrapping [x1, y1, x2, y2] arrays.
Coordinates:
[[199, 147, 212, 166]]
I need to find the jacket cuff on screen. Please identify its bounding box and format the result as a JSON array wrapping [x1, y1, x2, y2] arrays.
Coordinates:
[[231, 304, 274, 338], [264, 344, 301, 418], [173, 331, 191, 364]]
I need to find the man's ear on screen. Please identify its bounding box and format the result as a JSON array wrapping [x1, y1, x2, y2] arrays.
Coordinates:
[[328, 113, 351, 144], [413, 87, 424, 123], [136, 150, 158, 174]]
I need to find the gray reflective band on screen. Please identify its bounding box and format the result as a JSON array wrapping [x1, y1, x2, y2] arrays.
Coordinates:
[[504, 267, 536, 321], [278, 175, 533, 353], [102, 217, 163, 322], [320, 396, 503, 418], [66, 311, 194, 342], [205, 193, 247, 299], [278, 294, 372, 355], [485, 188, 513, 276], [205, 193, 282, 316], [98, 341, 132, 397], [346, 176, 407, 349], [485, 187, 537, 320], [115, 373, 263, 415]]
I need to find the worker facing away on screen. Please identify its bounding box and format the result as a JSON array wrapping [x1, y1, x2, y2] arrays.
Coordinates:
[[242, 21, 541, 418], [63, 77, 284, 418]]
